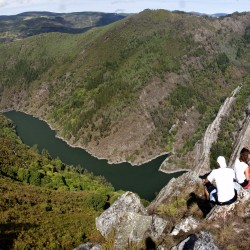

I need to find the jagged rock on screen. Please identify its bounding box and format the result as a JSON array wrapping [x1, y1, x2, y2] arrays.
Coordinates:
[[170, 234, 198, 250], [171, 231, 219, 250], [232, 222, 245, 234], [159, 86, 240, 175], [73, 243, 102, 250], [206, 184, 250, 221], [170, 216, 199, 236], [193, 231, 219, 250], [193, 86, 241, 175], [157, 246, 167, 250], [149, 215, 168, 239], [96, 191, 168, 249], [148, 171, 202, 212], [229, 116, 250, 167], [96, 191, 148, 237], [113, 212, 167, 249], [113, 212, 152, 249]]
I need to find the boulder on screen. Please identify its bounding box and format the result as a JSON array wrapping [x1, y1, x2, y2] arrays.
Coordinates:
[[113, 211, 152, 249], [96, 191, 148, 237], [170, 234, 197, 250], [171, 231, 219, 250], [113, 212, 167, 249], [170, 216, 199, 236], [150, 215, 169, 239], [73, 243, 102, 250], [147, 172, 202, 213], [96, 191, 168, 249]]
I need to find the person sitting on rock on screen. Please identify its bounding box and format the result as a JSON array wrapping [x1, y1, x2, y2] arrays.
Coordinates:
[[234, 147, 250, 189], [204, 156, 237, 206]]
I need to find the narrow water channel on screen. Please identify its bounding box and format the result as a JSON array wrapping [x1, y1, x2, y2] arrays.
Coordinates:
[[4, 111, 184, 200]]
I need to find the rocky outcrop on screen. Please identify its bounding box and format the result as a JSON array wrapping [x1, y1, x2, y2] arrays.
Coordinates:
[[113, 212, 167, 249], [228, 101, 250, 167], [170, 216, 199, 236], [96, 192, 148, 237], [89, 172, 250, 249], [159, 86, 241, 174], [73, 243, 102, 250], [147, 171, 202, 212], [192, 86, 241, 175], [171, 231, 219, 250], [96, 192, 168, 249]]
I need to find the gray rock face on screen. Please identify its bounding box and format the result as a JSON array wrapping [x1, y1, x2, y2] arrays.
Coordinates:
[[170, 234, 198, 250], [159, 86, 240, 174], [148, 171, 202, 212], [229, 114, 250, 167], [73, 243, 102, 250], [170, 216, 199, 236], [193, 231, 219, 250], [96, 191, 168, 249], [113, 212, 167, 249], [113, 212, 152, 249], [193, 86, 241, 176], [171, 231, 219, 250], [150, 215, 169, 239], [96, 191, 148, 237]]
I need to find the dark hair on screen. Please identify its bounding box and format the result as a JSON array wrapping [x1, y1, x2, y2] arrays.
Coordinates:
[[240, 147, 250, 155]]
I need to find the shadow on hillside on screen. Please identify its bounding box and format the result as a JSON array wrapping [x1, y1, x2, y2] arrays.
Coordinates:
[[0, 222, 38, 250], [96, 13, 126, 27], [187, 192, 214, 217], [25, 26, 93, 36]]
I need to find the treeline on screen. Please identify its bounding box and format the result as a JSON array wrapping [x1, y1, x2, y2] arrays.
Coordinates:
[[0, 113, 124, 249]]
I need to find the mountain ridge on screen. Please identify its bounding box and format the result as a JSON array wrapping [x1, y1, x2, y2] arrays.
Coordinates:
[[0, 11, 129, 42], [0, 10, 250, 170]]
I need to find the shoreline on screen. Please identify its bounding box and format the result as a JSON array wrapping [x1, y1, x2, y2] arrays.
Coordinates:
[[2, 108, 173, 168], [159, 167, 190, 174]]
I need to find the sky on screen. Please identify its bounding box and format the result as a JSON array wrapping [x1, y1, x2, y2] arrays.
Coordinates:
[[0, 0, 249, 16]]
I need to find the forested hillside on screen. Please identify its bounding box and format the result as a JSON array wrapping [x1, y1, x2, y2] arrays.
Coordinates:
[[0, 11, 127, 42], [0, 113, 125, 249], [0, 10, 249, 169]]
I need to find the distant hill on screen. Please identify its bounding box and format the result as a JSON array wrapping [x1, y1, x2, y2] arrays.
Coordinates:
[[211, 13, 228, 17], [0, 9, 249, 168], [190, 12, 228, 17], [0, 11, 129, 42], [173, 10, 228, 18]]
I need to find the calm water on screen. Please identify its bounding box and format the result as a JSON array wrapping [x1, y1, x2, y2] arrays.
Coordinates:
[[4, 111, 183, 200]]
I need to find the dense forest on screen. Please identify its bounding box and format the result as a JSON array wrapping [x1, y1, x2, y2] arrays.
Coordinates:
[[0, 113, 128, 249], [0, 11, 128, 42], [0, 10, 249, 167]]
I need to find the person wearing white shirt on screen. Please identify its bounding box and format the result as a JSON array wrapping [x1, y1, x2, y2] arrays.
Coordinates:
[[204, 156, 237, 205], [234, 147, 250, 189]]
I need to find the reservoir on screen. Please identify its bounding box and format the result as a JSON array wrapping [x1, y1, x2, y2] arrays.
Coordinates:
[[4, 111, 184, 200]]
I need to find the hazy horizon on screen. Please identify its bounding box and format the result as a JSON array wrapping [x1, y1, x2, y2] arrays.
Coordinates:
[[0, 0, 249, 16]]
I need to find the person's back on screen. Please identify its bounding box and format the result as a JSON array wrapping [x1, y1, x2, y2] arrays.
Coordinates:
[[204, 156, 237, 205], [208, 167, 235, 203], [234, 147, 250, 189], [234, 158, 247, 183]]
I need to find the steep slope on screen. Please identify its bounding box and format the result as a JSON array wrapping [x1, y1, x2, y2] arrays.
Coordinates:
[[0, 10, 250, 169], [0, 113, 121, 249], [79, 173, 250, 249]]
